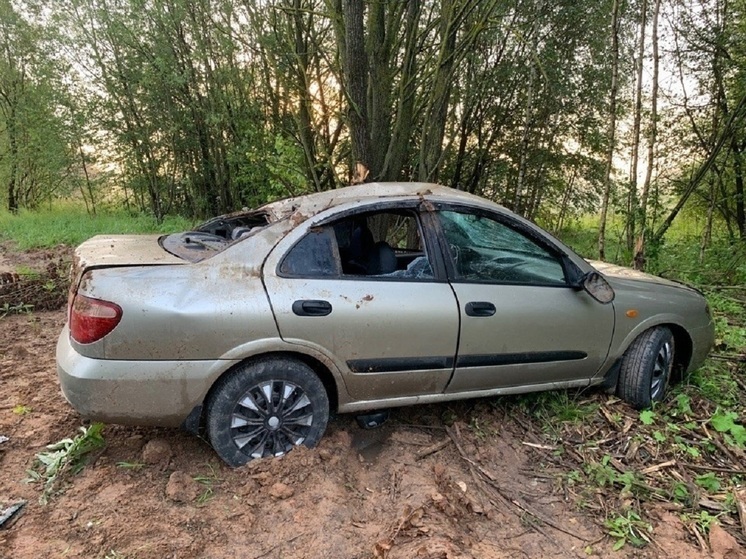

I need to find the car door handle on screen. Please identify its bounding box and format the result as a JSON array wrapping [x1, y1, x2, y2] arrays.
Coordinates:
[[465, 301, 496, 317], [292, 300, 333, 317]]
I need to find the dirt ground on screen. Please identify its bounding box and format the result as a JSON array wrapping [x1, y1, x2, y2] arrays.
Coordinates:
[[0, 247, 743, 559]]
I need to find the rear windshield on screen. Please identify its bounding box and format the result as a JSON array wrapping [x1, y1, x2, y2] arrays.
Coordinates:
[[160, 212, 271, 263]]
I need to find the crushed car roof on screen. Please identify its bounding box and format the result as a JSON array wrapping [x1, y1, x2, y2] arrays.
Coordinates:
[[257, 182, 491, 222]]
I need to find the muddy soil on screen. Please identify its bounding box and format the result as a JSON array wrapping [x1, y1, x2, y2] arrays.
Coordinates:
[[0, 248, 740, 559]]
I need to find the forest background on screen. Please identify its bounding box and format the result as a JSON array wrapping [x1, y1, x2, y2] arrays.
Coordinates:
[[1, 0, 745, 274]]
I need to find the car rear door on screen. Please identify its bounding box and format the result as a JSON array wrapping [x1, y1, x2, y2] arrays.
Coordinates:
[[263, 205, 460, 402], [434, 207, 615, 393]]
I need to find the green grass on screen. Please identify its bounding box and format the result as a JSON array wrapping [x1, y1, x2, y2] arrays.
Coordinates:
[[0, 203, 194, 249], [514, 390, 599, 425]]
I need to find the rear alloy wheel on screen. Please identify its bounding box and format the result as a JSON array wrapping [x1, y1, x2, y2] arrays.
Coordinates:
[[617, 326, 675, 409], [206, 358, 329, 467]]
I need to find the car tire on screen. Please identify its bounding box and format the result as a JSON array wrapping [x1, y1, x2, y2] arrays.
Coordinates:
[[206, 357, 329, 467], [617, 326, 675, 409]]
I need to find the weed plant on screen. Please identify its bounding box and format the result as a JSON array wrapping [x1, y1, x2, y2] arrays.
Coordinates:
[[193, 462, 223, 506], [26, 423, 106, 504]]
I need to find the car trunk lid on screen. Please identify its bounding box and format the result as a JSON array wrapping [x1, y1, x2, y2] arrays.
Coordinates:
[[72, 234, 184, 290]]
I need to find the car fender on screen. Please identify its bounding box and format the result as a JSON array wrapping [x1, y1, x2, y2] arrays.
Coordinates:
[[218, 337, 352, 405], [610, 313, 691, 366]]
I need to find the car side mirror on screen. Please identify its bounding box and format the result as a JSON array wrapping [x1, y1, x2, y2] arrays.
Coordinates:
[[577, 271, 615, 304]]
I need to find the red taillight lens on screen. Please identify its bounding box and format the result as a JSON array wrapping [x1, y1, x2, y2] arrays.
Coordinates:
[[70, 295, 123, 344]]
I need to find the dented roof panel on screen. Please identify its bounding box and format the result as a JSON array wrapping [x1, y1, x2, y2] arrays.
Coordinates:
[[257, 182, 492, 222]]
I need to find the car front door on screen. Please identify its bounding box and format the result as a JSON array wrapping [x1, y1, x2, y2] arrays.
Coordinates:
[[263, 205, 460, 402], [434, 207, 615, 393]]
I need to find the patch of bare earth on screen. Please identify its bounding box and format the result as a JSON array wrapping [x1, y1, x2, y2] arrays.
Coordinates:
[[0, 241, 70, 312], [0, 247, 740, 559]]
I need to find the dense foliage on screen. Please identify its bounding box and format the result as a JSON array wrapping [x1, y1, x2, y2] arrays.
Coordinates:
[[0, 0, 745, 264]]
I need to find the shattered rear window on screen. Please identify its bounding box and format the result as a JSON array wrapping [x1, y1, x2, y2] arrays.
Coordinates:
[[160, 211, 271, 263]]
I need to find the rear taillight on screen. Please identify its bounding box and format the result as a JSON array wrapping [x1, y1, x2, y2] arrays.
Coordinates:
[[70, 294, 123, 344]]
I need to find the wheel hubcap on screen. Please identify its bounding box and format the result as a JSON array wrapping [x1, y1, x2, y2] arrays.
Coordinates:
[[229, 380, 314, 459], [650, 339, 673, 400]]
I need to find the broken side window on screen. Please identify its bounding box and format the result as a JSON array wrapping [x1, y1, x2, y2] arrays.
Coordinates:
[[333, 211, 434, 280], [438, 210, 566, 286], [279, 227, 341, 277]]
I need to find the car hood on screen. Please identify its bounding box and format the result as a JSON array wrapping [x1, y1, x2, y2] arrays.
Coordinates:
[[588, 260, 695, 292], [72, 234, 184, 288]]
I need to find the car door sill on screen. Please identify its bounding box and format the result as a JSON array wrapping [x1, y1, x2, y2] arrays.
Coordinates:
[[337, 378, 594, 413]]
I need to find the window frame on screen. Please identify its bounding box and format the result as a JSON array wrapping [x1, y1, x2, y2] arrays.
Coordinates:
[[276, 201, 449, 282]]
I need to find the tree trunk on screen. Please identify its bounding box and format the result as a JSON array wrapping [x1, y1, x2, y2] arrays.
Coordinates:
[[418, 0, 458, 182], [514, 61, 537, 213], [554, 167, 577, 234], [598, 0, 620, 260], [734, 139, 745, 238], [627, 0, 647, 253], [700, 175, 716, 263], [78, 144, 96, 215], [633, 0, 659, 270], [366, 0, 392, 181], [291, 0, 322, 190], [6, 103, 18, 213], [341, 0, 371, 183], [381, 0, 419, 181]]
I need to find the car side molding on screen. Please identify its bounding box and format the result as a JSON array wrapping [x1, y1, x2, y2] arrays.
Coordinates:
[[347, 351, 587, 374]]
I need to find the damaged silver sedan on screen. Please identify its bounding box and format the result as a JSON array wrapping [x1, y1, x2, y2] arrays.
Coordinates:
[[57, 183, 714, 466]]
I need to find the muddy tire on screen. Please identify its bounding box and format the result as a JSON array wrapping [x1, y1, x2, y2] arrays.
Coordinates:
[[206, 357, 329, 467], [616, 327, 675, 410]]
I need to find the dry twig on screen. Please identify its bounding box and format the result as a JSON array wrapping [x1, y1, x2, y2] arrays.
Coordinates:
[[415, 438, 451, 461]]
